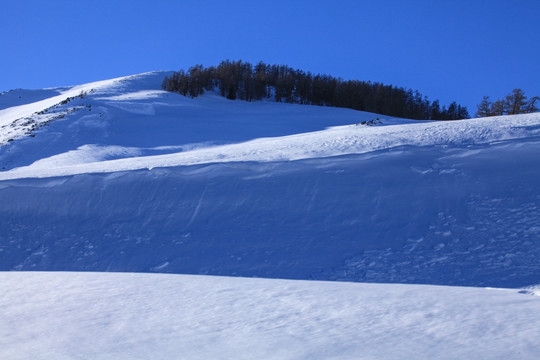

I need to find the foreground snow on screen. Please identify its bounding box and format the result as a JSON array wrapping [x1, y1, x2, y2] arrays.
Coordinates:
[[1, 272, 539, 360]]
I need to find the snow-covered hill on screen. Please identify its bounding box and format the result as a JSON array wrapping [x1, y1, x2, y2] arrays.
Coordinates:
[[1, 272, 539, 360], [1, 72, 540, 359], [1, 72, 539, 287], [0, 71, 391, 171]]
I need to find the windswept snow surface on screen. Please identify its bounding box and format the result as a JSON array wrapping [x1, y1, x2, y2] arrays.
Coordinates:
[[0, 113, 538, 180], [1, 272, 539, 360], [0, 75, 131, 139], [0, 72, 539, 288]]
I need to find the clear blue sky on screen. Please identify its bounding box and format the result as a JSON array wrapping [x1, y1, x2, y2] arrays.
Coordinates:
[[2, 0, 539, 113]]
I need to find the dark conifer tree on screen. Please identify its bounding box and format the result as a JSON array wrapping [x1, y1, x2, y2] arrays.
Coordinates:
[[490, 99, 506, 116], [505, 88, 528, 115], [526, 96, 539, 113], [475, 96, 492, 117], [429, 100, 441, 120]]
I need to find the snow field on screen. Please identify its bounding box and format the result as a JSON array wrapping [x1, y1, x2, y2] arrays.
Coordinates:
[[0, 272, 538, 360], [1, 72, 539, 359]]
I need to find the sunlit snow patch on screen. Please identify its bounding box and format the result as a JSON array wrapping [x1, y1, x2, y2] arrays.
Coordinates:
[[95, 90, 167, 101]]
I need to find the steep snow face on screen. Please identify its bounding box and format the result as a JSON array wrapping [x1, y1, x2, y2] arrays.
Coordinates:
[[1, 272, 539, 360], [0, 73, 539, 288], [1, 137, 538, 287]]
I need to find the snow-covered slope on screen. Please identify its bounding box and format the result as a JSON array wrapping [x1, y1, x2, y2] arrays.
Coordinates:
[[1, 72, 540, 359], [1, 272, 539, 360], [0, 72, 539, 288], [0, 72, 537, 179], [1, 113, 538, 180], [0, 71, 392, 171]]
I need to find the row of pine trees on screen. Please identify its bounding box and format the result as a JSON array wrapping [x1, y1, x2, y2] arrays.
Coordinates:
[[475, 89, 539, 117], [162, 60, 470, 120]]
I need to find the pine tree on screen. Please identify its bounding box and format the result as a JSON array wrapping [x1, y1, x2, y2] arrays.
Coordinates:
[[456, 105, 470, 119], [505, 88, 528, 114], [429, 100, 441, 120], [490, 99, 505, 116], [525, 96, 539, 113], [253, 62, 268, 100], [446, 102, 458, 120], [475, 96, 492, 117]]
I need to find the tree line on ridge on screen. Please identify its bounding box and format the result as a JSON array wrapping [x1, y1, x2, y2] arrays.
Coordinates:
[[162, 60, 470, 120]]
